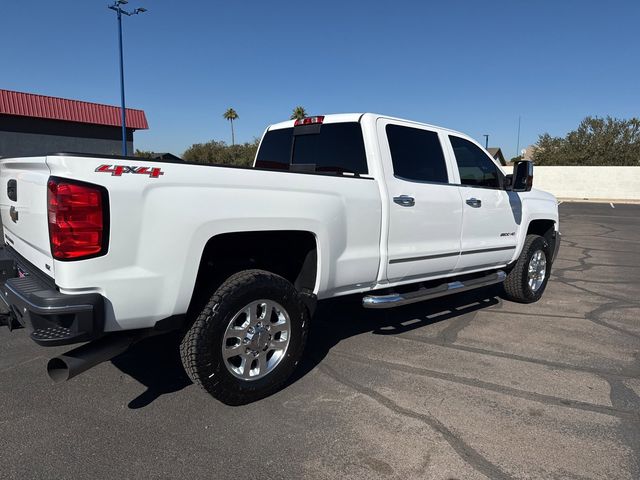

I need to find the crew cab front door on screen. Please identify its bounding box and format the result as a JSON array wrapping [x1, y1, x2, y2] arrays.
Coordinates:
[[377, 119, 463, 283], [445, 135, 520, 271]]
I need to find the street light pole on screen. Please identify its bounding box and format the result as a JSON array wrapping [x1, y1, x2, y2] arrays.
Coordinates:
[[107, 1, 147, 156], [116, 6, 126, 156]]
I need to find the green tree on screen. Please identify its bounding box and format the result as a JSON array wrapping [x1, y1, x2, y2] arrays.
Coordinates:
[[290, 106, 307, 120], [223, 108, 239, 146], [183, 138, 260, 167], [533, 116, 640, 166]]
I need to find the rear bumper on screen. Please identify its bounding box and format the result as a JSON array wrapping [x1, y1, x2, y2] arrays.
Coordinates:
[[0, 247, 105, 346]]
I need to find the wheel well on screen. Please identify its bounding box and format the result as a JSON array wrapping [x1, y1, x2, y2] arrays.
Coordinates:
[[188, 230, 318, 316], [527, 219, 556, 244]]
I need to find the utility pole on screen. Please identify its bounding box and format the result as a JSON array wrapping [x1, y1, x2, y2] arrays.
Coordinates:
[[516, 116, 522, 160], [483, 135, 489, 149], [107, 0, 147, 156]]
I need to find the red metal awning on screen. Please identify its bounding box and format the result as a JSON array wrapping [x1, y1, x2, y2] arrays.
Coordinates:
[[0, 89, 148, 130]]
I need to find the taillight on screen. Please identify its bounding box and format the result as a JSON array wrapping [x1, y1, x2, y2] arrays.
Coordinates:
[[294, 116, 325, 126], [47, 178, 108, 260]]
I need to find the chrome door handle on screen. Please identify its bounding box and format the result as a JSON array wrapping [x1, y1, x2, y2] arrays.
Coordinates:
[[466, 198, 482, 208], [393, 195, 415, 207]]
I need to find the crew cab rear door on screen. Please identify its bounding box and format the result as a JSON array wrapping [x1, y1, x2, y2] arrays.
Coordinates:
[[0, 157, 54, 277], [377, 118, 463, 283], [445, 135, 519, 271]]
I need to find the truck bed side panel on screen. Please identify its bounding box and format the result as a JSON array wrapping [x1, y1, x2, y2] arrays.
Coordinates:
[[46, 155, 382, 331]]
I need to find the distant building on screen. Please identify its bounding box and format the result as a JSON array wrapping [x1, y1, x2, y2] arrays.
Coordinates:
[[486, 147, 507, 166], [148, 152, 183, 162], [521, 145, 537, 161], [0, 89, 148, 158]]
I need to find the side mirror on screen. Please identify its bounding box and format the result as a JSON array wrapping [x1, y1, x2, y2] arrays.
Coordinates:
[[511, 160, 533, 192]]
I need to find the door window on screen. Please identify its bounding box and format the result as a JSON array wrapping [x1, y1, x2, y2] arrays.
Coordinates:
[[449, 136, 503, 189], [386, 125, 449, 183]]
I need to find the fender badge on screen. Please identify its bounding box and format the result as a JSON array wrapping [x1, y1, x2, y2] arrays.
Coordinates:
[[95, 164, 164, 178]]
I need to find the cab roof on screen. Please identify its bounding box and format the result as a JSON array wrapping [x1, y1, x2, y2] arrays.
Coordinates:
[[267, 113, 469, 139]]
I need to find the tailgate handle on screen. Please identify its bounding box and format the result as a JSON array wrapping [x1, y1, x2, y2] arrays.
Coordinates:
[[9, 206, 18, 223], [7, 180, 17, 201]]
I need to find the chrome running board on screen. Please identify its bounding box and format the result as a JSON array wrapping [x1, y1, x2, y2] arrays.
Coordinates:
[[362, 270, 506, 309]]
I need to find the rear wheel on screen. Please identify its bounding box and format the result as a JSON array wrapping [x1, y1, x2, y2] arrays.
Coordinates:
[[502, 234, 552, 303], [180, 269, 309, 405]]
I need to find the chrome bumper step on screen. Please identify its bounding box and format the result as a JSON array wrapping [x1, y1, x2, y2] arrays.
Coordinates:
[[362, 270, 506, 309]]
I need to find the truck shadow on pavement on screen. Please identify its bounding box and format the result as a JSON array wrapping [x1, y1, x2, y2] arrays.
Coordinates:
[[110, 331, 192, 409], [290, 286, 501, 387], [110, 286, 501, 409]]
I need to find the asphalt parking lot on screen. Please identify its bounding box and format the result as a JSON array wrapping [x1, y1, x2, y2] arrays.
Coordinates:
[[1, 202, 639, 480]]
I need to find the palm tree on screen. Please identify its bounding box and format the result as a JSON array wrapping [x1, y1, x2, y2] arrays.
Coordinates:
[[223, 108, 239, 146], [290, 106, 307, 121]]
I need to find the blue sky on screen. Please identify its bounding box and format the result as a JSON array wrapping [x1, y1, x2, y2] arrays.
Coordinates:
[[2, 1, 639, 158]]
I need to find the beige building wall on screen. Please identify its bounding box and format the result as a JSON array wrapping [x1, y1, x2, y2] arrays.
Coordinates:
[[533, 166, 640, 201]]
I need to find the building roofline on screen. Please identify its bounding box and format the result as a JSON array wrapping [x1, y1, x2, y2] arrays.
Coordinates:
[[0, 88, 148, 130]]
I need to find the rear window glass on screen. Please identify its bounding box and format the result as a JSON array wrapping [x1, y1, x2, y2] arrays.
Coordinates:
[[255, 122, 368, 175], [254, 128, 291, 170]]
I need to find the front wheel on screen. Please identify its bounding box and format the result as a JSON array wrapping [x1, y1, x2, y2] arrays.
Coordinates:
[[180, 269, 309, 405], [502, 234, 552, 303]]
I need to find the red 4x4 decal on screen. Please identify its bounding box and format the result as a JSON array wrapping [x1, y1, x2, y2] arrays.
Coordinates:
[[95, 164, 164, 178]]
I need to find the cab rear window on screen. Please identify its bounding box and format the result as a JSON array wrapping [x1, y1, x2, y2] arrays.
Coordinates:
[[255, 122, 368, 175]]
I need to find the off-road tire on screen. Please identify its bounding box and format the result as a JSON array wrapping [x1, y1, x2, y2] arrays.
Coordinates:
[[180, 269, 309, 405], [502, 234, 552, 303]]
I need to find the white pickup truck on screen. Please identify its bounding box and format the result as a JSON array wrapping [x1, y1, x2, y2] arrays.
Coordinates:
[[0, 113, 559, 404]]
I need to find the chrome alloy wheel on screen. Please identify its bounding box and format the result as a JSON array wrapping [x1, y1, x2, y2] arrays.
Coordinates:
[[527, 250, 547, 292], [222, 300, 291, 381]]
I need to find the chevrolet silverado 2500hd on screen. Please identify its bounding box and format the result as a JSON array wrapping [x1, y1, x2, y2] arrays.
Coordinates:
[[0, 113, 559, 404]]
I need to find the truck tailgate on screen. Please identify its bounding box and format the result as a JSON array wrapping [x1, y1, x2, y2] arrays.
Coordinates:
[[0, 157, 54, 277]]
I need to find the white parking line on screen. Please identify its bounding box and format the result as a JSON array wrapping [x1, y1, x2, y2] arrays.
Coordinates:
[[610, 202, 615, 208]]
